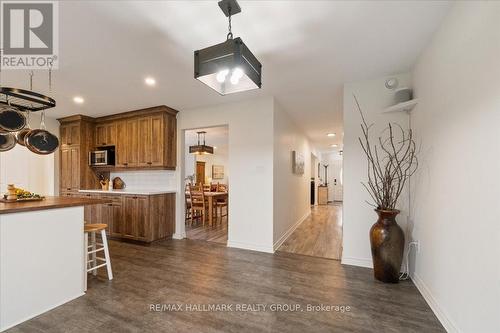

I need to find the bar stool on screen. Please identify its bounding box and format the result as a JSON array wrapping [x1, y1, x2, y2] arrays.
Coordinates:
[[84, 223, 113, 290]]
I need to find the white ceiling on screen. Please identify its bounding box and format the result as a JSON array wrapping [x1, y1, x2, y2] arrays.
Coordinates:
[[0, 1, 451, 152]]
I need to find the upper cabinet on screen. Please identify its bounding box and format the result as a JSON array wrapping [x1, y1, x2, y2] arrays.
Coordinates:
[[109, 109, 176, 170], [61, 106, 178, 174], [95, 122, 116, 147], [60, 123, 80, 146]]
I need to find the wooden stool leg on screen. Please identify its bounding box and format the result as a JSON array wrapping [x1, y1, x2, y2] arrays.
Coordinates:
[[101, 230, 113, 280], [91, 231, 97, 276], [84, 231, 88, 291]]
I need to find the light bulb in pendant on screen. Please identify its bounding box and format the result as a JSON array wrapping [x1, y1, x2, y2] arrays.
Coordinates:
[[216, 69, 229, 83], [230, 67, 244, 85]]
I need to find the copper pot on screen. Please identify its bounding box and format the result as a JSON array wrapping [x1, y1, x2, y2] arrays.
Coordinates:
[[16, 110, 31, 146], [0, 131, 17, 152], [0, 104, 26, 132], [24, 129, 59, 155]]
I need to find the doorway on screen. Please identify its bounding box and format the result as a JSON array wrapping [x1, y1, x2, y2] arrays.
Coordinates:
[[195, 161, 206, 185], [183, 126, 229, 245], [278, 150, 343, 260]]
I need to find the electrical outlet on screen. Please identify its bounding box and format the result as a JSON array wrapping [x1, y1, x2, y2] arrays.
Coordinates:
[[409, 241, 420, 253]]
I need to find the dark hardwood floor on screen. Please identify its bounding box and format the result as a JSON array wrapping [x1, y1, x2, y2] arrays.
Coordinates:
[[278, 203, 343, 260], [186, 216, 228, 244], [9, 239, 444, 333]]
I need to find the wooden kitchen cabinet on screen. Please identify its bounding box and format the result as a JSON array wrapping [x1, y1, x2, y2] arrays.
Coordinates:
[[137, 117, 152, 167], [95, 122, 116, 147], [60, 123, 80, 146], [58, 116, 99, 193], [60, 147, 80, 191], [122, 195, 149, 241], [78, 193, 175, 242], [97, 107, 178, 170]]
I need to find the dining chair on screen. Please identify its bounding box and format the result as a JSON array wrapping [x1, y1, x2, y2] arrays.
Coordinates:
[[215, 183, 228, 221], [203, 184, 211, 192], [189, 185, 207, 226], [217, 183, 228, 192], [185, 184, 192, 222]]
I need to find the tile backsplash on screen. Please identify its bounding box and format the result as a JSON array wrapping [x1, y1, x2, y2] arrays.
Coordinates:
[[109, 170, 176, 191]]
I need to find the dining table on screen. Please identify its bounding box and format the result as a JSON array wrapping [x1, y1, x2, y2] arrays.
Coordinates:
[[186, 191, 228, 226]]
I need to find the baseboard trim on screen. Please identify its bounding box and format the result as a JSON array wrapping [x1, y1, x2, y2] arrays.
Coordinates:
[[341, 256, 373, 269], [227, 240, 274, 254], [411, 272, 460, 333], [0, 292, 85, 332], [172, 232, 185, 240], [273, 210, 311, 251]]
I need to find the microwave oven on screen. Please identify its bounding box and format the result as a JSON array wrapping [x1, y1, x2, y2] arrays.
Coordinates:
[[89, 148, 115, 166]]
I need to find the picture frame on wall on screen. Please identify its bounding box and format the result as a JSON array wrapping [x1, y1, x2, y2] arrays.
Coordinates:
[[292, 151, 305, 175], [212, 165, 224, 179]]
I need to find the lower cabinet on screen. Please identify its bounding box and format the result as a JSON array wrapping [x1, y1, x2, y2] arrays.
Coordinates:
[[81, 192, 174, 242]]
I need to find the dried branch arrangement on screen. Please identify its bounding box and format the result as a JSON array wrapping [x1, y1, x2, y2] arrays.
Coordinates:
[[355, 96, 418, 210]]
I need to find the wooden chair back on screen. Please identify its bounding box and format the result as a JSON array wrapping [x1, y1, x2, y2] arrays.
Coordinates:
[[189, 185, 206, 209], [217, 183, 228, 192]]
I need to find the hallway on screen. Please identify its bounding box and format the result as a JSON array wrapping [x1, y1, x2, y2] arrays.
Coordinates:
[[278, 204, 342, 260]]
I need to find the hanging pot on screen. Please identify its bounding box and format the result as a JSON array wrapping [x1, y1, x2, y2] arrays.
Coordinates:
[[24, 111, 59, 155], [0, 104, 26, 132], [25, 129, 59, 155], [16, 110, 31, 146], [0, 131, 17, 152]]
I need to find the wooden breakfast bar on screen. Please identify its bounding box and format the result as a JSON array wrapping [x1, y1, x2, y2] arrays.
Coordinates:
[[0, 196, 107, 332]]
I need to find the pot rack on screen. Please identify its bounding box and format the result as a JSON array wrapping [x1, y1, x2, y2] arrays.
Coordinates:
[[0, 87, 56, 112], [0, 49, 56, 112]]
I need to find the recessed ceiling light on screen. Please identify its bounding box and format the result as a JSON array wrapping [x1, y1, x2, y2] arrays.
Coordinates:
[[73, 96, 84, 104], [327, 133, 336, 137], [145, 77, 156, 86], [330, 144, 338, 148]]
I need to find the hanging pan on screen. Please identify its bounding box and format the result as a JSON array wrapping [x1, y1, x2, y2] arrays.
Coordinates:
[[0, 104, 26, 132], [0, 131, 16, 152], [25, 111, 59, 155], [16, 110, 31, 146]]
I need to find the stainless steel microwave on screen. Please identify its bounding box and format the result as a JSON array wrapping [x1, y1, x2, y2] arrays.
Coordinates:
[[89, 148, 115, 166]]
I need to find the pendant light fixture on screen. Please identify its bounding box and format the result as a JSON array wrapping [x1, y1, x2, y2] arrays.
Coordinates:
[[189, 131, 214, 155], [194, 0, 262, 95]]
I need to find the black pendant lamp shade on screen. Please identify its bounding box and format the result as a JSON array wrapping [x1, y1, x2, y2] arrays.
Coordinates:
[[194, 0, 262, 95], [189, 131, 214, 155]]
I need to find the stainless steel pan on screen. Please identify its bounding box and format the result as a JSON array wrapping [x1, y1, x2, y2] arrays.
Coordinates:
[[24, 111, 59, 155], [0, 104, 26, 132], [0, 131, 16, 152]]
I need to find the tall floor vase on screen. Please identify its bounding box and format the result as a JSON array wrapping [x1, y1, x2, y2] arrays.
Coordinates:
[[369, 209, 404, 283]]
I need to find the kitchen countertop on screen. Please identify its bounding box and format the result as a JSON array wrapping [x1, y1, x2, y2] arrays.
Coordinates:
[[0, 196, 109, 215], [78, 189, 177, 195]]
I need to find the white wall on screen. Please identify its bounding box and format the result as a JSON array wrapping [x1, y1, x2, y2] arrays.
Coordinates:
[[176, 97, 275, 253], [0, 116, 59, 196], [410, 2, 500, 332], [195, 144, 229, 184], [342, 73, 412, 268], [272, 101, 315, 249]]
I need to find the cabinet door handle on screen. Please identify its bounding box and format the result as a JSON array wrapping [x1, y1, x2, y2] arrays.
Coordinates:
[[147, 162, 152, 165], [123, 163, 128, 166], [66, 187, 71, 190]]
